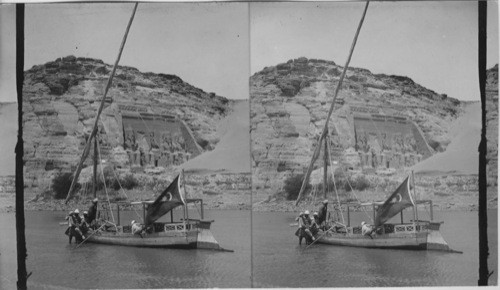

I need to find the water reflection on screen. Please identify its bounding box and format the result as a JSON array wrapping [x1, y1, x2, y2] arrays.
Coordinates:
[[0, 210, 250, 289], [0, 209, 496, 288], [252, 210, 497, 287]]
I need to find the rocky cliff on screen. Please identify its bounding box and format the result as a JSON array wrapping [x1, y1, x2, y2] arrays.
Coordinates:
[[251, 57, 463, 192], [23, 56, 232, 190], [486, 64, 498, 180]]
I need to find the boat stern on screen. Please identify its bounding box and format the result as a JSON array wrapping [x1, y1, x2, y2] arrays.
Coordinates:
[[195, 220, 227, 250], [426, 222, 453, 252]]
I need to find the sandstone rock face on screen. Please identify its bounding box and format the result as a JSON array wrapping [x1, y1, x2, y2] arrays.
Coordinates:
[[486, 64, 498, 180], [251, 57, 464, 191], [23, 56, 232, 189]]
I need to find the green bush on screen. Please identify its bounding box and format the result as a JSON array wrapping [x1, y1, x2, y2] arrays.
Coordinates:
[[52, 172, 80, 199], [284, 174, 311, 200], [344, 174, 371, 191], [91, 168, 121, 191], [112, 174, 138, 190]]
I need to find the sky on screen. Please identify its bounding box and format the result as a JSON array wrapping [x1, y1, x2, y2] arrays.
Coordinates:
[[0, 5, 17, 103], [0, 2, 499, 102], [251, 1, 499, 101], [0, 2, 250, 102]]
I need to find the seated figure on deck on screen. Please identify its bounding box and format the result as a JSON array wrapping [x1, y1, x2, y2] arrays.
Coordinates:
[[302, 211, 315, 245], [294, 212, 305, 245], [87, 198, 99, 229], [310, 212, 319, 236], [317, 200, 328, 229], [294, 211, 314, 245], [64, 210, 74, 243], [69, 209, 85, 242], [131, 220, 144, 237], [81, 211, 91, 235], [361, 221, 374, 239]]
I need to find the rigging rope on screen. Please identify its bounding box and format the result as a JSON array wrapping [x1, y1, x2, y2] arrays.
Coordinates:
[[369, 114, 384, 149], [295, 1, 370, 205], [96, 136, 116, 226], [343, 170, 373, 223], [109, 165, 143, 221], [325, 126, 373, 222], [325, 134, 346, 227], [98, 120, 143, 221], [64, 2, 139, 203], [311, 184, 317, 206], [137, 111, 154, 141]]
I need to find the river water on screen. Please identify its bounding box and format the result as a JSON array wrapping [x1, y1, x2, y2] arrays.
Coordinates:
[[252, 210, 498, 287], [1, 209, 497, 288], [0, 210, 251, 289]]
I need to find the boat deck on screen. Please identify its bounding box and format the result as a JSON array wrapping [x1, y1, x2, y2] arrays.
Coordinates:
[[317, 222, 434, 250]]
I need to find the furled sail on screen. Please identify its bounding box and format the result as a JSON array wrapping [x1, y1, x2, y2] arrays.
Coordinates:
[[374, 176, 415, 227], [145, 174, 186, 225]]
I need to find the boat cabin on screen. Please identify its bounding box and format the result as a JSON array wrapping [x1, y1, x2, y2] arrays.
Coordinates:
[[101, 198, 212, 235], [336, 199, 437, 235]]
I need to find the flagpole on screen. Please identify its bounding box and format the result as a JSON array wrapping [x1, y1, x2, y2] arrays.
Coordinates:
[[411, 172, 418, 223]]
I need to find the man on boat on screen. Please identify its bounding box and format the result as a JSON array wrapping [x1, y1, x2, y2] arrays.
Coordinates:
[[302, 211, 315, 244], [87, 198, 98, 228], [361, 221, 374, 239], [131, 220, 144, 238], [69, 209, 85, 241], [295, 212, 305, 245], [310, 212, 320, 236], [64, 210, 74, 243], [317, 200, 328, 229], [80, 211, 90, 234]]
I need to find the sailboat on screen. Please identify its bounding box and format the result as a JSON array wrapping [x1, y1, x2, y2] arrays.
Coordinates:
[[83, 172, 226, 250], [313, 174, 454, 251], [294, 2, 456, 252], [61, 3, 228, 251]]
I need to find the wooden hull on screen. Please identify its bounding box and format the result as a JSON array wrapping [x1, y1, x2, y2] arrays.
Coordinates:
[[87, 229, 199, 248], [318, 230, 428, 250], [313, 222, 452, 251], [85, 220, 222, 249]]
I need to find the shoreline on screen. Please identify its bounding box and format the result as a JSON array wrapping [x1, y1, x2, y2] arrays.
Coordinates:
[[0, 193, 252, 213], [251, 199, 496, 213], [0, 200, 494, 214]]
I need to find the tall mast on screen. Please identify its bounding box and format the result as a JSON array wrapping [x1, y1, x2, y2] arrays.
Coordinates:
[[323, 131, 328, 199], [478, 1, 490, 285], [93, 136, 98, 198], [411, 171, 418, 223], [295, 1, 370, 205], [15, 4, 28, 289], [65, 3, 139, 203]]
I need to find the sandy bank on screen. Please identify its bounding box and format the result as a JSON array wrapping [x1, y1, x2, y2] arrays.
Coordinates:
[[412, 103, 481, 175], [181, 100, 250, 174]]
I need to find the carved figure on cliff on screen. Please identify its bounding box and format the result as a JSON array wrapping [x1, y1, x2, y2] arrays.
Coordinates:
[[161, 132, 174, 153], [381, 133, 391, 151], [171, 133, 185, 152], [393, 134, 403, 153], [360, 132, 367, 152], [371, 148, 378, 168], [125, 135, 132, 150], [139, 147, 146, 166], [127, 133, 138, 151], [356, 132, 368, 152], [137, 134, 150, 153], [403, 134, 416, 152], [149, 132, 159, 149]]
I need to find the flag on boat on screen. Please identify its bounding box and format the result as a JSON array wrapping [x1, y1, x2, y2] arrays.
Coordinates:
[[145, 173, 186, 225], [374, 176, 415, 227]]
